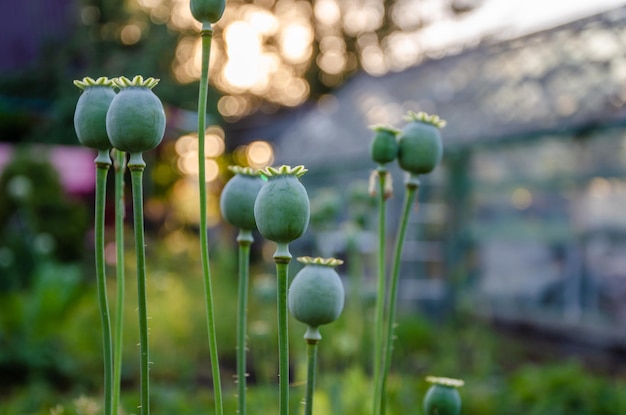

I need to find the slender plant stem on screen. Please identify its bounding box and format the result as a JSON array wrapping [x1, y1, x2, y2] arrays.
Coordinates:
[[275, 242, 291, 415], [112, 149, 126, 415], [95, 150, 113, 415], [378, 175, 420, 415], [197, 21, 224, 415], [372, 168, 387, 415], [237, 230, 253, 415], [128, 153, 149, 415], [304, 339, 319, 415]]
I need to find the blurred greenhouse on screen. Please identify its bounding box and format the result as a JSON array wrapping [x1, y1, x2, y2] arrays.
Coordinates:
[[274, 6, 626, 347]]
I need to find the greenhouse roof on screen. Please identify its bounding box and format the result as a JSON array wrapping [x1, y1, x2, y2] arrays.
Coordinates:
[[275, 6, 626, 169]]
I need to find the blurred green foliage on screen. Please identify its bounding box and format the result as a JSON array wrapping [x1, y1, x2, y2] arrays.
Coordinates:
[[0, 150, 91, 390], [0, 150, 89, 289], [0, 261, 85, 388], [1, 152, 625, 415], [506, 362, 626, 415], [2, 225, 626, 414]]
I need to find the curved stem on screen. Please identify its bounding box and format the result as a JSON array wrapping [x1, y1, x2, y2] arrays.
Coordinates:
[[95, 150, 113, 415], [197, 22, 224, 415], [129, 153, 149, 415], [304, 339, 319, 415], [112, 149, 126, 415], [372, 168, 387, 415], [236, 229, 253, 415], [275, 244, 291, 415], [379, 176, 419, 415]]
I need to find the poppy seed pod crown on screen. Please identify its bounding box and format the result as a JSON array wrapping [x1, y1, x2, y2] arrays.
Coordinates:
[[288, 257, 345, 330], [106, 76, 166, 154], [220, 166, 265, 231], [397, 111, 445, 176], [73, 77, 116, 151], [253, 165, 310, 244], [370, 124, 400, 165]]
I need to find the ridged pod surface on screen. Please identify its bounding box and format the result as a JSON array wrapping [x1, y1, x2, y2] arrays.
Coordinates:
[[254, 165, 310, 244], [288, 257, 345, 328], [73, 77, 116, 151], [423, 377, 463, 415], [220, 166, 265, 230], [397, 112, 445, 175], [106, 76, 166, 154]]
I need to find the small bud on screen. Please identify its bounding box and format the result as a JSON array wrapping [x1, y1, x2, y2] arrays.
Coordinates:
[[369, 124, 400, 165]]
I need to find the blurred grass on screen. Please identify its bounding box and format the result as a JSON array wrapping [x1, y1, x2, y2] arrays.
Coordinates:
[[2, 229, 626, 414]]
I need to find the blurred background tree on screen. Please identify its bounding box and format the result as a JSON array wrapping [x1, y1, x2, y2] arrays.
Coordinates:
[[0, 0, 482, 144], [168, 0, 481, 120]]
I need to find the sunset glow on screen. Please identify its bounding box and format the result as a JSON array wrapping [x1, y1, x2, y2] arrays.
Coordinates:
[[174, 127, 225, 182], [132, 0, 626, 117]]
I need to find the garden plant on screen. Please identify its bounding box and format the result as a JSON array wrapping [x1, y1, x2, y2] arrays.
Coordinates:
[[219, 166, 264, 415], [189, 0, 227, 412], [72, 76, 117, 415], [68, 0, 463, 414], [253, 164, 310, 415], [288, 256, 345, 415], [107, 74, 166, 415], [374, 111, 449, 415]]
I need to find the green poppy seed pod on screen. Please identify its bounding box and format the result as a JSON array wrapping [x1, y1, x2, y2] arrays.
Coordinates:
[[370, 125, 400, 165], [397, 111, 445, 175], [254, 165, 310, 244], [190, 0, 226, 24], [220, 166, 265, 230], [73, 77, 116, 151], [106, 76, 166, 154], [423, 377, 464, 415], [288, 257, 345, 331]]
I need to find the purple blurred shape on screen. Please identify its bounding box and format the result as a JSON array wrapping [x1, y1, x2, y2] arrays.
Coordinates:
[[0, 0, 74, 71], [0, 143, 96, 195]]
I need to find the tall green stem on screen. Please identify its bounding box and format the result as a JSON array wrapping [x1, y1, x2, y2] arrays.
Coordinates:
[[372, 168, 387, 415], [128, 153, 149, 415], [112, 149, 126, 415], [275, 242, 291, 415], [378, 175, 419, 415], [237, 230, 253, 415], [95, 150, 113, 415], [197, 22, 224, 415], [304, 339, 319, 415]]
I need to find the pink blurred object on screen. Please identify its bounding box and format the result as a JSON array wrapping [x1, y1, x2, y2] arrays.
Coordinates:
[[49, 146, 97, 194], [0, 143, 11, 172], [0, 143, 96, 195]]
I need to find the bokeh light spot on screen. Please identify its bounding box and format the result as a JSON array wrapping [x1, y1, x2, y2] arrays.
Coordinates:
[[246, 141, 274, 168], [120, 24, 142, 45]]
